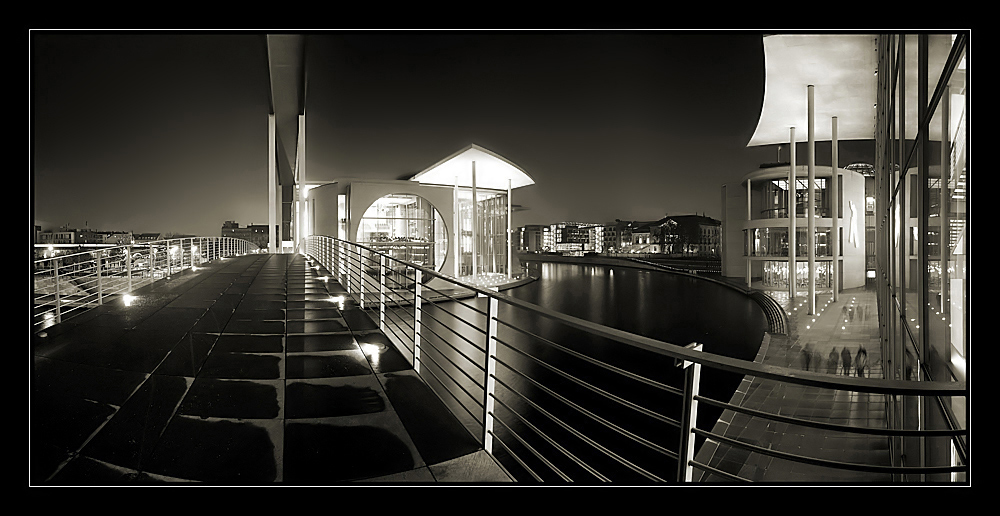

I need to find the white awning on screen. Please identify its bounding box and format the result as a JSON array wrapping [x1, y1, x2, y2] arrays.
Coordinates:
[[748, 34, 878, 147], [409, 144, 535, 190]]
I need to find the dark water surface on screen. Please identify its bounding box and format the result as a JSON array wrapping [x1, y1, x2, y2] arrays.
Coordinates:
[[412, 262, 768, 483]]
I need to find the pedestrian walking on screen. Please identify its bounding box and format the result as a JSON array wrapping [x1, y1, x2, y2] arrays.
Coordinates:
[[828, 347, 839, 374], [855, 346, 868, 378], [849, 307, 854, 322], [802, 343, 813, 371], [841, 346, 852, 375]]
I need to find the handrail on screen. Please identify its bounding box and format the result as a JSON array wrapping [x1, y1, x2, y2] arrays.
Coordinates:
[[33, 236, 259, 332], [303, 235, 967, 483]]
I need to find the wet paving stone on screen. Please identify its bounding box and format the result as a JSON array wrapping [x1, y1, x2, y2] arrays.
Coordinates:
[[286, 333, 358, 352], [286, 319, 350, 334], [212, 334, 284, 353], [80, 374, 191, 471], [285, 351, 372, 378], [198, 353, 283, 380], [283, 418, 417, 483], [222, 319, 284, 334], [142, 416, 281, 483], [285, 377, 386, 419], [177, 378, 282, 419], [154, 332, 218, 377]]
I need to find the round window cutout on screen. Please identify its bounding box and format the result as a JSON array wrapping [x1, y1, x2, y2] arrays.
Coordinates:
[[357, 193, 448, 272]]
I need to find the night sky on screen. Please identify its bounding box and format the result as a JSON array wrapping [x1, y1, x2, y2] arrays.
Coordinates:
[[31, 30, 875, 238]]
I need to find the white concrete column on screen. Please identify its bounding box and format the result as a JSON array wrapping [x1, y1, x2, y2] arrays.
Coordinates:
[[832, 116, 840, 301], [471, 161, 478, 277], [507, 178, 512, 278], [807, 84, 816, 315], [789, 127, 796, 299], [268, 114, 277, 254], [454, 176, 460, 278], [746, 178, 752, 287], [940, 86, 950, 313]]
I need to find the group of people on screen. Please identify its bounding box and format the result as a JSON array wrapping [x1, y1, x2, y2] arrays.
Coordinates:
[[801, 343, 869, 377]]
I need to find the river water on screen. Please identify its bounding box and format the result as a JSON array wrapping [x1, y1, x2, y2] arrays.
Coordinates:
[[412, 261, 768, 483]]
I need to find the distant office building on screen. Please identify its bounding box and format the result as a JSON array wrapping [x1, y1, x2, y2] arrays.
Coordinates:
[[653, 215, 722, 257], [519, 224, 550, 253], [221, 221, 270, 249]]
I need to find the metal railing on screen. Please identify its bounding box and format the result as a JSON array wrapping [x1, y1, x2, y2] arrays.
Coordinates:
[[32, 236, 259, 332], [304, 235, 967, 483]]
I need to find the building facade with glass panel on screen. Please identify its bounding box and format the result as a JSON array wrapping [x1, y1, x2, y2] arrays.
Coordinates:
[[307, 145, 534, 286], [874, 34, 967, 480], [728, 33, 968, 481], [722, 164, 867, 291]]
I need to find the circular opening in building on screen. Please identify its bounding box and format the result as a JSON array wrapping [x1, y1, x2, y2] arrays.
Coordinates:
[[357, 193, 448, 272]]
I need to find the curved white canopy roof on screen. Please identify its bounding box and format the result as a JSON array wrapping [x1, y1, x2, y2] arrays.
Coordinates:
[[409, 144, 535, 190], [748, 34, 878, 147]]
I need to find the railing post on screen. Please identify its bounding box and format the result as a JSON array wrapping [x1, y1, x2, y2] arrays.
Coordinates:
[[413, 268, 422, 373], [53, 257, 62, 323], [96, 250, 103, 306], [168, 240, 173, 277], [127, 245, 133, 292], [379, 254, 386, 331], [358, 250, 365, 309], [677, 342, 704, 482], [483, 295, 499, 454]]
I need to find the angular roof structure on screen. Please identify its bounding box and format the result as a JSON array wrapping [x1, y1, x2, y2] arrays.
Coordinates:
[[748, 34, 878, 147], [409, 144, 535, 190]]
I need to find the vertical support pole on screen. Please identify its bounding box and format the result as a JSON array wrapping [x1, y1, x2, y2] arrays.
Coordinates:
[[507, 178, 512, 278], [790, 127, 797, 298], [832, 116, 840, 301], [746, 178, 752, 287], [454, 176, 461, 278], [379, 254, 386, 331], [677, 342, 703, 482], [471, 161, 478, 278], [414, 268, 423, 373], [127, 245, 133, 293], [358, 250, 365, 309], [483, 295, 499, 454], [54, 257, 62, 323], [97, 251, 103, 306], [268, 113, 277, 254], [168, 240, 173, 277], [807, 84, 816, 315], [940, 86, 950, 314]]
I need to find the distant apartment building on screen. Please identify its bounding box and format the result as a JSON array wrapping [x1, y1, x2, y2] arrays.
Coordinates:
[[518, 224, 550, 253], [221, 221, 270, 250]]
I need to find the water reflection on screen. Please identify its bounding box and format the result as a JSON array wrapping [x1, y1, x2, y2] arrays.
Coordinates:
[[418, 262, 768, 483]]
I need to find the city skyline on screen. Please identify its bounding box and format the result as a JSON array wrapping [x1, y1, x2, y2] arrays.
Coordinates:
[[32, 30, 875, 238]]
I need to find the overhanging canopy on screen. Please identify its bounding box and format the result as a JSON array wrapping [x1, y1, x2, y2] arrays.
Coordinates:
[[748, 34, 878, 147], [409, 144, 535, 190]]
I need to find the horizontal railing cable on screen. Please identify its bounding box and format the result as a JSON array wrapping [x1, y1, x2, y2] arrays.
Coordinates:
[[694, 394, 966, 438], [414, 329, 488, 395], [493, 345, 679, 460], [691, 428, 967, 475], [489, 399, 583, 482], [487, 425, 547, 482], [495, 335, 681, 429], [496, 319, 683, 398], [491, 367, 666, 481]]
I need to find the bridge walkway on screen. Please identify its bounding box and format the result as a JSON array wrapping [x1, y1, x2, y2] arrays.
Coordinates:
[[31, 253, 512, 484]]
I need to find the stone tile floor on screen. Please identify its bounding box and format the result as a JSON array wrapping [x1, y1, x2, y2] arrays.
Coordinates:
[[31, 253, 512, 485], [694, 287, 892, 483]]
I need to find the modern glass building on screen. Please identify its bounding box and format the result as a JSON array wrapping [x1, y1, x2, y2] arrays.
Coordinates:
[[873, 34, 968, 479], [727, 33, 969, 479], [307, 144, 535, 285]]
